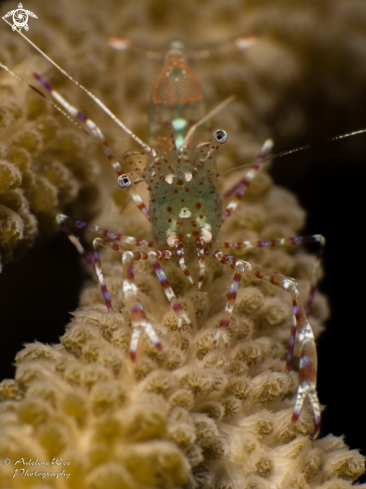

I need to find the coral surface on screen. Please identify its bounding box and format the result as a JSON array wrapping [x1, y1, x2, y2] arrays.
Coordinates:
[[0, 0, 365, 488], [1, 157, 365, 488]]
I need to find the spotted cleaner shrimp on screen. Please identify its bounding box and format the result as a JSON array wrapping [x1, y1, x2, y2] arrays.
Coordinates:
[[4, 21, 364, 440]]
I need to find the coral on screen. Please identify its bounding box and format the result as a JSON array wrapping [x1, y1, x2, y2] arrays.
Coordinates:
[[0, 167, 365, 487], [0, 0, 366, 488]]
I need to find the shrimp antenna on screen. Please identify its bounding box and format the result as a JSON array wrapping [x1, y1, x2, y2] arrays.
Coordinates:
[[0, 62, 101, 146], [0, 61, 135, 176], [221, 127, 366, 176], [179, 95, 235, 153], [2, 17, 156, 157]]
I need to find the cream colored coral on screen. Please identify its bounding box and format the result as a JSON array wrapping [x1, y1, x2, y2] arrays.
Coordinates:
[[1, 0, 366, 488], [0, 166, 364, 487]]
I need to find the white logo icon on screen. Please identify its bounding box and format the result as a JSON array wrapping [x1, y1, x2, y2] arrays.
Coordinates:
[[3, 3, 38, 31]]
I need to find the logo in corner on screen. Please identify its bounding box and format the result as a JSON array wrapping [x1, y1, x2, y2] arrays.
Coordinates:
[[3, 3, 38, 31]]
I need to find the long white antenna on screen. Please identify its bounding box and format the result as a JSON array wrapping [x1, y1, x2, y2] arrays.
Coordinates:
[[221, 128, 366, 176], [2, 17, 156, 157]]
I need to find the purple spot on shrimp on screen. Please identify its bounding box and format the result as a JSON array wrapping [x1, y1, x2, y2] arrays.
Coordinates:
[[33, 72, 52, 92], [78, 112, 87, 122], [81, 252, 94, 267]]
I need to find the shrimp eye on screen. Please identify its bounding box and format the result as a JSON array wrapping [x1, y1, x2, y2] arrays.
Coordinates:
[[118, 174, 132, 189], [214, 129, 228, 144]]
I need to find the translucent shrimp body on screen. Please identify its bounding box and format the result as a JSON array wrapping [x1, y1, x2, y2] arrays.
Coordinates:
[[145, 47, 223, 245], [149, 47, 210, 153], [147, 153, 223, 245]]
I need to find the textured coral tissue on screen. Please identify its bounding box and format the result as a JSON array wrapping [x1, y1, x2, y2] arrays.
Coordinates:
[[0, 0, 366, 488]]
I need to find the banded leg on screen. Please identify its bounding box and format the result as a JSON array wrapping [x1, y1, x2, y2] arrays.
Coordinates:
[[56, 214, 155, 268], [220, 234, 325, 370], [175, 241, 194, 285], [57, 215, 94, 268], [33, 72, 150, 221], [212, 250, 320, 438], [213, 271, 241, 347], [93, 239, 190, 359], [196, 238, 206, 289], [122, 250, 163, 361], [109, 33, 257, 58], [93, 242, 161, 360], [152, 259, 193, 330], [222, 139, 273, 223]]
